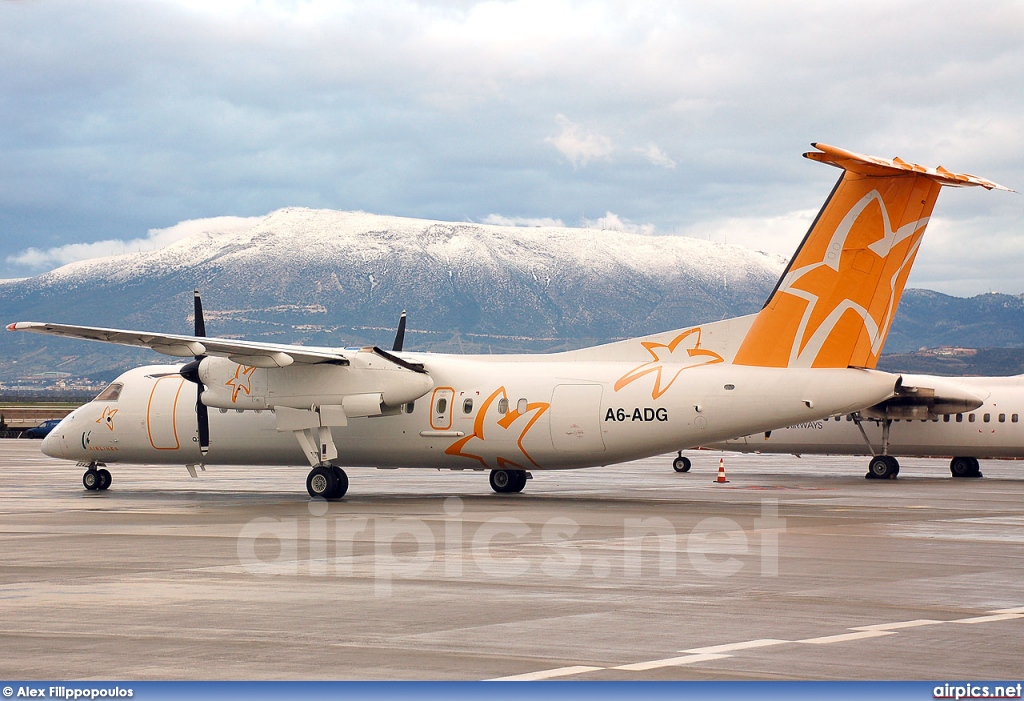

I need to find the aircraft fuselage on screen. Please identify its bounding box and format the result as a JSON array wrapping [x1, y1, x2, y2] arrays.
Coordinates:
[[43, 355, 899, 472]]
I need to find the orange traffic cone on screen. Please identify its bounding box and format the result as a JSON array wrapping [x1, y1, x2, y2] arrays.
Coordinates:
[[714, 458, 729, 484]]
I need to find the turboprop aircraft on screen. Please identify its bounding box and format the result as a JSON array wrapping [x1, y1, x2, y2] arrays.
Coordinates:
[[7, 144, 1007, 499], [687, 372, 1024, 480]]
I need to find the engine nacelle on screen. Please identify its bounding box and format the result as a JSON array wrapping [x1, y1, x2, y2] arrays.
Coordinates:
[[860, 374, 987, 420], [196, 352, 433, 413]]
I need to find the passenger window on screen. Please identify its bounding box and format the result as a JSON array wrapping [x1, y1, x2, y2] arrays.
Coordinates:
[[999, 413, 1006, 423], [517, 398, 528, 414], [497, 398, 508, 414], [983, 413, 991, 423], [943, 415, 950, 422], [463, 398, 474, 414], [969, 414, 976, 423], [1014, 414, 1019, 423], [956, 414, 963, 423], [95, 383, 123, 401], [436, 397, 447, 414], [405, 401, 415, 414]]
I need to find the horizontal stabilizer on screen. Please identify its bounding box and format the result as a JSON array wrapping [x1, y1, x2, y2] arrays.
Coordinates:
[[805, 143, 1011, 191]]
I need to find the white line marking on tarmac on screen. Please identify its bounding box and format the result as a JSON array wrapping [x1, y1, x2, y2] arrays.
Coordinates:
[[850, 619, 942, 632], [680, 639, 789, 655], [796, 630, 896, 645], [614, 653, 731, 671], [488, 665, 604, 681], [952, 613, 1024, 624], [486, 606, 1024, 680]]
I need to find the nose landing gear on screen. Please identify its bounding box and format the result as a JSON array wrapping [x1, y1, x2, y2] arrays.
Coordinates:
[[82, 463, 111, 491], [305, 464, 349, 500]]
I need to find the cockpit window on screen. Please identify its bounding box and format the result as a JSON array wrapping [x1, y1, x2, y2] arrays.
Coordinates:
[[94, 383, 124, 402]]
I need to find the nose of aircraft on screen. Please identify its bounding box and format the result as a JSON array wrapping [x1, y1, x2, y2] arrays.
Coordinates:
[[41, 422, 66, 458]]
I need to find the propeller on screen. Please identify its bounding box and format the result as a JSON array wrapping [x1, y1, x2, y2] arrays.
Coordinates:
[[392, 310, 407, 352], [179, 290, 210, 456]]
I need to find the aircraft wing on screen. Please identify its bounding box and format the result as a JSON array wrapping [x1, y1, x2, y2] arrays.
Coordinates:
[[7, 321, 349, 368]]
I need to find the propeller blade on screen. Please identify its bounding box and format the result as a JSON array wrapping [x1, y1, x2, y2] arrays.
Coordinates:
[[188, 291, 209, 454], [196, 383, 210, 456], [193, 289, 206, 338], [392, 311, 407, 352]]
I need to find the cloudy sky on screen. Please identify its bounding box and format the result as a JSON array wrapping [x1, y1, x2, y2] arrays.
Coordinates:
[[2, 1, 1023, 295]]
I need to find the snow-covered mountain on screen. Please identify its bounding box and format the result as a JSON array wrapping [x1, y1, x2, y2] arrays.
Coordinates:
[[1, 208, 788, 379]]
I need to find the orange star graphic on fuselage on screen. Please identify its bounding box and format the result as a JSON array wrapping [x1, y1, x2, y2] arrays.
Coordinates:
[[96, 406, 118, 431], [226, 365, 257, 402], [445, 387, 550, 470], [614, 327, 724, 399]]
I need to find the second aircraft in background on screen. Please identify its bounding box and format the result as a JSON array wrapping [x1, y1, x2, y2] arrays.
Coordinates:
[[692, 371, 1024, 479]]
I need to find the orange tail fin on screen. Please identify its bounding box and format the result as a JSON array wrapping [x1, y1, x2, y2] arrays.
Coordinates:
[[732, 143, 1008, 369]]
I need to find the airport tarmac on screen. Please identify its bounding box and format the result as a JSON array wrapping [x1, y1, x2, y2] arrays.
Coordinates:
[[1, 438, 1023, 681]]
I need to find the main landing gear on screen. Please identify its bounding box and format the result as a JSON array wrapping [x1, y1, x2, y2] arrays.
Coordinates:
[[866, 455, 900, 479], [489, 469, 528, 494], [82, 463, 111, 491], [950, 456, 982, 478], [672, 451, 692, 473], [305, 464, 349, 500], [852, 414, 901, 480]]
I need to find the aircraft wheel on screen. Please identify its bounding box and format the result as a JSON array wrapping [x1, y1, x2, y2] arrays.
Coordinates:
[[83, 469, 100, 491], [509, 470, 527, 493], [306, 466, 337, 499], [96, 468, 112, 491], [672, 455, 691, 473], [950, 457, 982, 478], [867, 455, 899, 480], [329, 466, 349, 499], [490, 469, 525, 494]]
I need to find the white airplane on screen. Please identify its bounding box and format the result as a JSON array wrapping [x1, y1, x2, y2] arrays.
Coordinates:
[[690, 372, 1024, 479], [7, 144, 1007, 499]]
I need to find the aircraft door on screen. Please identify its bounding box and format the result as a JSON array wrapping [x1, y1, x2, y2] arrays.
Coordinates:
[[147, 376, 186, 450], [430, 387, 455, 430], [549, 384, 606, 452]]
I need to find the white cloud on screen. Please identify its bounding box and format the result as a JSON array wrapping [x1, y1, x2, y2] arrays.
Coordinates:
[[481, 214, 565, 227], [680, 210, 819, 256], [545, 114, 614, 167], [637, 143, 676, 169], [584, 211, 656, 236], [6, 216, 261, 271]]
